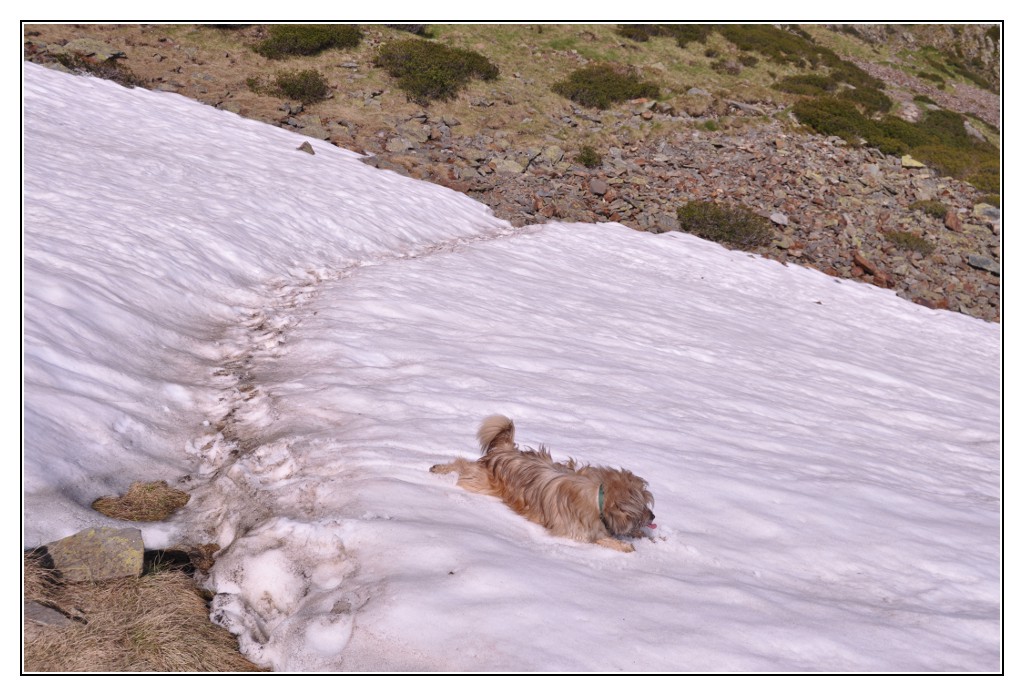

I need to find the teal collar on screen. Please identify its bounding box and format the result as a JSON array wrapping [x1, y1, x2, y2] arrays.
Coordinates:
[[598, 484, 605, 514]]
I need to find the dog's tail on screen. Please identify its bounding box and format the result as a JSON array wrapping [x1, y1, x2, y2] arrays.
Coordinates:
[[478, 415, 515, 454]]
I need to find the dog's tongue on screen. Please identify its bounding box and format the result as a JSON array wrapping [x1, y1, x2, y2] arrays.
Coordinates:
[[647, 523, 657, 529]]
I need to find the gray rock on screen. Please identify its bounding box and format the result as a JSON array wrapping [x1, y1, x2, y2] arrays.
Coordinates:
[[385, 137, 412, 153], [25, 601, 73, 628], [297, 141, 315, 155], [46, 527, 144, 582], [964, 120, 987, 141], [973, 203, 1000, 222], [300, 124, 330, 141], [589, 179, 608, 196], [967, 254, 1000, 276]]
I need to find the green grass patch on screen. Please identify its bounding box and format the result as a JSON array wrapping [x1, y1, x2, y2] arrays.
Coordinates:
[[677, 201, 774, 250], [373, 38, 499, 105], [254, 24, 362, 59], [552, 63, 659, 109]]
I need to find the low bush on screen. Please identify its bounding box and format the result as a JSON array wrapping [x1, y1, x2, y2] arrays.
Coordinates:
[[667, 25, 714, 48], [886, 231, 935, 256], [254, 24, 362, 59], [615, 24, 712, 47], [552, 63, 659, 109], [792, 97, 1000, 193], [574, 145, 603, 168], [374, 39, 499, 105], [615, 24, 662, 42], [716, 24, 830, 69], [274, 69, 331, 103], [917, 71, 946, 87], [773, 73, 838, 96], [909, 200, 948, 219], [677, 201, 774, 250], [839, 86, 893, 115]]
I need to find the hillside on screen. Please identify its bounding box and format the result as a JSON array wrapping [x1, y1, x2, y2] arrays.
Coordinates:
[[23, 24, 1001, 322]]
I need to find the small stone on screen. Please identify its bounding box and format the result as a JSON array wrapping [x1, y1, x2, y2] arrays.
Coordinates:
[[296, 141, 315, 155], [901, 155, 927, 169], [589, 179, 608, 196], [770, 212, 789, 226]]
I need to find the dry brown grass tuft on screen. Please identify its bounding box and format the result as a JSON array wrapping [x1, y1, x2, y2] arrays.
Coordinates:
[[23, 553, 264, 672], [92, 481, 190, 522]]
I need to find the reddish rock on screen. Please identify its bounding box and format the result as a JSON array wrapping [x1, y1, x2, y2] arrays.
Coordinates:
[[944, 209, 962, 233]]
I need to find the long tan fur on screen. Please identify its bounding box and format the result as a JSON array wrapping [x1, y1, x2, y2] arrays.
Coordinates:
[[431, 416, 655, 552]]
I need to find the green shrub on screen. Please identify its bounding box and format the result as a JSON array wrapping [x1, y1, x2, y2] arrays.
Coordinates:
[[702, 119, 720, 131], [255, 24, 362, 59], [574, 145, 603, 168], [773, 73, 837, 96], [276, 69, 331, 102], [791, 98, 1000, 194], [249, 69, 331, 103], [837, 86, 892, 115], [886, 231, 935, 255], [615, 24, 662, 42], [909, 200, 948, 219], [917, 71, 946, 87], [374, 39, 499, 105], [277, 69, 330, 102], [676, 201, 774, 250], [716, 24, 829, 69], [791, 96, 873, 144], [913, 94, 937, 105], [668, 25, 714, 47], [552, 64, 659, 109]]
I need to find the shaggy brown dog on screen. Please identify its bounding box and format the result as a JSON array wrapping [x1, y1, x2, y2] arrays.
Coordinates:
[[430, 415, 655, 552]]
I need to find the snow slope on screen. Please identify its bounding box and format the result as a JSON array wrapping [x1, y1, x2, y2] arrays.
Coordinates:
[[22, 61, 1001, 672]]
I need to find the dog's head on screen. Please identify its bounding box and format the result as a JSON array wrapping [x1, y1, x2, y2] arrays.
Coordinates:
[[598, 469, 655, 538]]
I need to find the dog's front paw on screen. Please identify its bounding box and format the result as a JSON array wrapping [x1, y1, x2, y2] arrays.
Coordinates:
[[596, 537, 635, 553]]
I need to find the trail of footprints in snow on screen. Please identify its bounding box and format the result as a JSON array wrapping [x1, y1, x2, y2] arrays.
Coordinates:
[[181, 226, 523, 550], [182, 268, 340, 550]]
